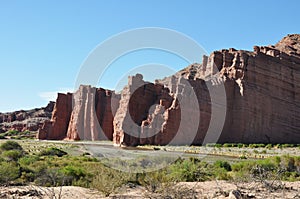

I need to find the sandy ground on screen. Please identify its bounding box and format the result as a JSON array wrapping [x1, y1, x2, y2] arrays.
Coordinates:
[[0, 181, 299, 199]]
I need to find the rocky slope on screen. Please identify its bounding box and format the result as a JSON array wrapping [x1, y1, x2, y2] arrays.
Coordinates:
[[36, 34, 300, 145], [0, 102, 54, 133]]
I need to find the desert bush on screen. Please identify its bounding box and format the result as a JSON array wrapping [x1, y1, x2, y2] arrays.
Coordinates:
[[231, 162, 254, 182], [90, 166, 129, 196], [237, 143, 244, 148], [39, 147, 67, 157], [206, 143, 217, 147], [169, 158, 210, 182], [140, 170, 172, 193], [222, 143, 231, 147], [249, 143, 266, 148], [265, 144, 273, 149], [214, 160, 232, 171], [0, 140, 23, 151], [223, 143, 238, 147], [0, 162, 20, 185], [61, 165, 87, 185], [213, 167, 232, 180], [279, 155, 299, 172], [2, 149, 24, 161], [34, 168, 66, 186], [19, 155, 40, 165]]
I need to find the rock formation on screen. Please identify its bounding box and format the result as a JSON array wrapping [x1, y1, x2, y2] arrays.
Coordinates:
[[0, 102, 54, 133], [113, 34, 300, 145], [37, 34, 300, 145], [37, 86, 120, 140]]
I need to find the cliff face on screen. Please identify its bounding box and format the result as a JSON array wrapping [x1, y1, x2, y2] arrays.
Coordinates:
[[113, 34, 300, 145], [113, 74, 212, 146], [0, 102, 54, 133], [37, 93, 72, 139], [38, 34, 300, 145], [37, 86, 120, 140]]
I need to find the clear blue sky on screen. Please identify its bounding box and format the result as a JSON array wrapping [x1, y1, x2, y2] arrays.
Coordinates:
[[1, 0, 300, 112]]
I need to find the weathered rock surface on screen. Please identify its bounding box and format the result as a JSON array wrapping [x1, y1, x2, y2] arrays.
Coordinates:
[[113, 34, 300, 146], [37, 34, 300, 145], [113, 74, 212, 146], [37, 86, 120, 140], [0, 102, 54, 133], [37, 93, 73, 139]]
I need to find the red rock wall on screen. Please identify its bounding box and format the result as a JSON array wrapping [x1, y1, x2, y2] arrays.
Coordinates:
[[113, 74, 212, 146], [113, 34, 300, 145], [37, 93, 72, 139], [38, 86, 120, 140], [38, 34, 300, 145]]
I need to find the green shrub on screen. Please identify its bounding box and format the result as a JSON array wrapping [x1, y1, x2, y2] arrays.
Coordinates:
[[140, 170, 172, 193], [265, 144, 273, 149], [256, 159, 277, 171], [237, 143, 243, 148], [0, 141, 23, 151], [18, 155, 39, 165], [61, 165, 87, 181], [280, 155, 296, 172], [39, 147, 67, 157], [169, 158, 210, 182], [34, 168, 65, 186], [2, 150, 23, 161], [231, 161, 255, 172], [213, 167, 232, 180], [0, 162, 20, 185], [20, 170, 35, 183], [90, 166, 129, 196], [223, 143, 232, 147], [214, 160, 232, 171], [249, 144, 266, 148]]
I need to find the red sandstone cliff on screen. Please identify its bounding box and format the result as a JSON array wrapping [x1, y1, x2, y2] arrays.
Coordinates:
[[38, 34, 300, 145], [113, 34, 300, 146], [37, 86, 120, 140]]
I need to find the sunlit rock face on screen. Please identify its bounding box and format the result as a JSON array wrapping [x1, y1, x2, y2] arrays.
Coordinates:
[[37, 86, 120, 141], [37, 34, 300, 145]]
